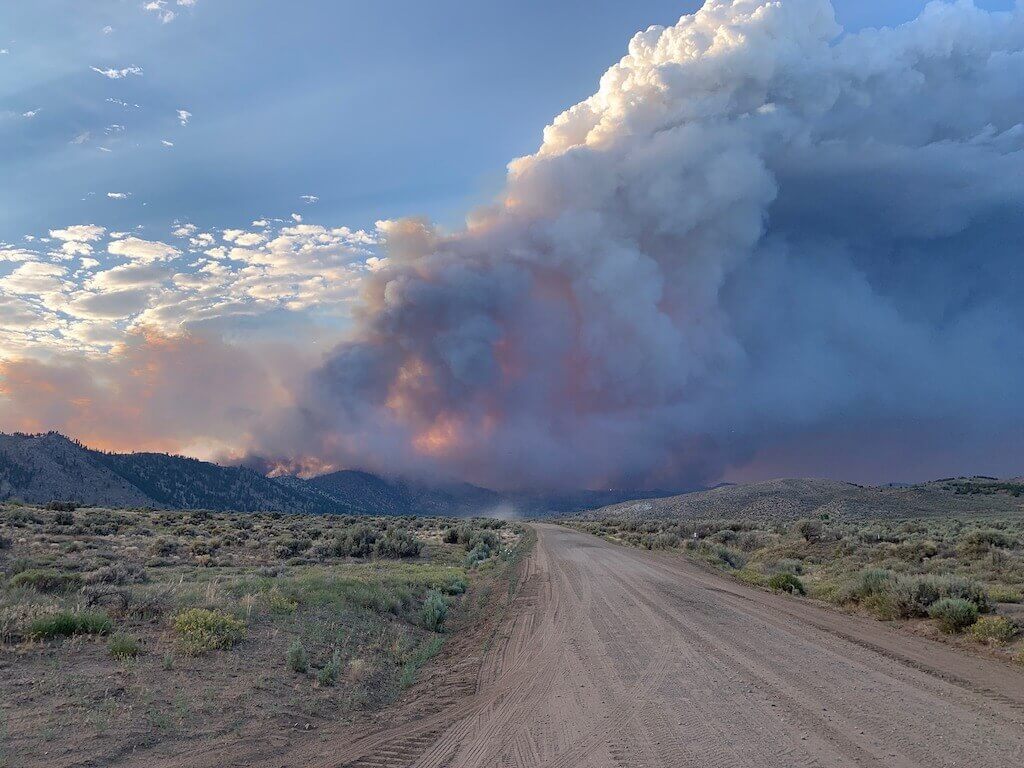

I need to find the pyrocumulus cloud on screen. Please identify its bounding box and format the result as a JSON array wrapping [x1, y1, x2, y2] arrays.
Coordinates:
[[256, 0, 1024, 489]]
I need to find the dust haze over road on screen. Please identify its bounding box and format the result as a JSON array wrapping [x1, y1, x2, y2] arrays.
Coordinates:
[[325, 524, 1024, 768]]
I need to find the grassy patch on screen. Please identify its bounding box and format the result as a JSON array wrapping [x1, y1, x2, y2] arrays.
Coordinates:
[[108, 633, 143, 659], [27, 610, 111, 640], [399, 636, 445, 688], [10, 569, 82, 594]]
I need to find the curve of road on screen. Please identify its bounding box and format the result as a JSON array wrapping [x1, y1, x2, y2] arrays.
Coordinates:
[[327, 523, 1024, 767]]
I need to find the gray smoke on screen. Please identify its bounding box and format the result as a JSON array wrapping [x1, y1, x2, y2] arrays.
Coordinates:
[[264, 0, 1024, 489]]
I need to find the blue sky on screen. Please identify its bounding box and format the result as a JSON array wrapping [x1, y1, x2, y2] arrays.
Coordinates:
[[2, 0, 1014, 242]]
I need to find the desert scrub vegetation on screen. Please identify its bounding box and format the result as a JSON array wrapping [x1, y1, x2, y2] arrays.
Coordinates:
[[172, 608, 245, 654], [567, 513, 1024, 660], [0, 501, 524, 766]]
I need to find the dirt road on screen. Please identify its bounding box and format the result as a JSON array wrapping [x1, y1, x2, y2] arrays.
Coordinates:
[[326, 524, 1024, 767]]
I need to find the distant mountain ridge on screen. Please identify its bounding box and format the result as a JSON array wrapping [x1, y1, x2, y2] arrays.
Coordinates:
[[583, 477, 1024, 521], [0, 432, 667, 516]]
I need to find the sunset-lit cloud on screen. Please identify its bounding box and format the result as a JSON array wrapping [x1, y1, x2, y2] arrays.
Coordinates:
[[0, 328, 289, 457]]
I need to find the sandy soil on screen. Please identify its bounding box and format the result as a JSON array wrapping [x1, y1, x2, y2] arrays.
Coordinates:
[[166, 523, 1024, 767]]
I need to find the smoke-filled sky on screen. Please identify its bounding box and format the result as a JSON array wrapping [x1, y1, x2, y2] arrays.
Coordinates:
[[2, 0, 1023, 489]]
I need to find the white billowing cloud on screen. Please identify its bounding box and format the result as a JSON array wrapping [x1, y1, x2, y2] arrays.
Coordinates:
[[177, 109, 192, 126], [22, 109, 40, 119], [106, 192, 131, 200], [71, 131, 91, 145], [291, 213, 302, 223], [58, 241, 94, 257], [91, 65, 143, 79], [49, 224, 105, 243], [161, 139, 174, 147], [102, 26, 113, 35], [222, 229, 266, 247], [108, 236, 180, 263], [301, 195, 319, 204]]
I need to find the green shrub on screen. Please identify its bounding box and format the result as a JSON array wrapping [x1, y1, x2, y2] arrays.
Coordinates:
[[317, 649, 342, 686], [969, 616, 1016, 645], [172, 608, 244, 654], [27, 610, 111, 640], [108, 633, 142, 659], [421, 590, 449, 632], [467, 531, 499, 552], [441, 527, 459, 544], [929, 598, 979, 633], [46, 501, 78, 513], [767, 573, 806, 595], [961, 529, 1017, 556], [844, 568, 895, 602], [83, 563, 148, 585], [374, 529, 423, 558], [444, 577, 468, 595], [464, 543, 491, 567], [697, 542, 746, 569], [988, 585, 1023, 604], [793, 519, 824, 542], [769, 558, 804, 575], [10, 569, 82, 593], [886, 575, 990, 619], [149, 537, 179, 556], [334, 525, 378, 558], [286, 638, 308, 673]]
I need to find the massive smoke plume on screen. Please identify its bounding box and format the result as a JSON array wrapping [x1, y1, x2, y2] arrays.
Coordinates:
[[259, 0, 1024, 489]]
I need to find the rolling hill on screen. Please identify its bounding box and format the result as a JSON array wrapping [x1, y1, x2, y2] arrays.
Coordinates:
[[0, 432, 668, 516], [583, 477, 1024, 521]]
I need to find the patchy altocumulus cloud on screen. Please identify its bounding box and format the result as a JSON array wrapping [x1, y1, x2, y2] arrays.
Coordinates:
[[90, 65, 143, 79]]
